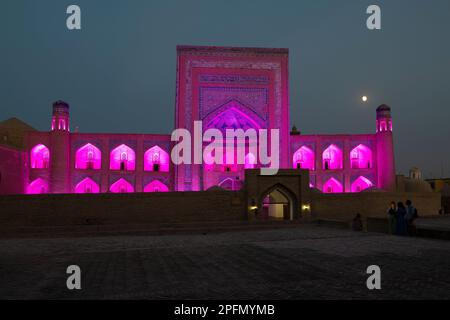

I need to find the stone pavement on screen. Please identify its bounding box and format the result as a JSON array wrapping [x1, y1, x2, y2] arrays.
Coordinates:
[[417, 216, 450, 231], [0, 225, 449, 300]]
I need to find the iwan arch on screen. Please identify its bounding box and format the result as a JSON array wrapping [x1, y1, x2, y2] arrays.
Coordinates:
[[3, 45, 435, 224]]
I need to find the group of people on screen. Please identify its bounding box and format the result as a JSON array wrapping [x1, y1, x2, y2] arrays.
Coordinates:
[[387, 200, 419, 236]]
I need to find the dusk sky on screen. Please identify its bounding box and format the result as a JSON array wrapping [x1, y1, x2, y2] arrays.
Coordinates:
[[1, 0, 449, 177]]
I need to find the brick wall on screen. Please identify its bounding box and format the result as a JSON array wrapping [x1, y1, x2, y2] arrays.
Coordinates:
[[0, 145, 26, 195], [0, 191, 246, 228], [311, 191, 441, 222], [443, 196, 450, 214]]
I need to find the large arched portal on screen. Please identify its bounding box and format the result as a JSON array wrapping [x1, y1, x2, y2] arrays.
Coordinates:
[[201, 101, 264, 190], [259, 185, 298, 221]]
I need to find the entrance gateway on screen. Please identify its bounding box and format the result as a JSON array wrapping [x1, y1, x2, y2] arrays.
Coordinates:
[[245, 169, 311, 221]]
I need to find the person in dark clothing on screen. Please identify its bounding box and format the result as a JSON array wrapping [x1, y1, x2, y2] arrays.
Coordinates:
[[405, 199, 418, 236], [387, 201, 397, 235], [352, 213, 363, 231], [396, 202, 407, 236]]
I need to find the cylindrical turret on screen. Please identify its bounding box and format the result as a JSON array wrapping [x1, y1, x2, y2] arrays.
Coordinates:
[[376, 104, 396, 191], [49, 100, 71, 193], [51, 100, 70, 132]]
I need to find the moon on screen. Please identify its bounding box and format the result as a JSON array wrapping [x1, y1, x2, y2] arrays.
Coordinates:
[[362, 96, 368, 102]]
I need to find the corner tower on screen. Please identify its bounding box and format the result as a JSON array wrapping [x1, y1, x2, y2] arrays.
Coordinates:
[[376, 104, 396, 191], [49, 100, 71, 193]]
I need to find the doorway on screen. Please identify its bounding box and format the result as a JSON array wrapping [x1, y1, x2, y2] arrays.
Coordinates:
[[260, 187, 295, 221]]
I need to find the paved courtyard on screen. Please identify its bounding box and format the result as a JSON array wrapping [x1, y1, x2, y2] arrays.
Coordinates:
[[1, 225, 450, 300]]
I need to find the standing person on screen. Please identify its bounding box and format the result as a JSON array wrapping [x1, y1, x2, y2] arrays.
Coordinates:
[[396, 202, 407, 236], [387, 201, 397, 235], [405, 200, 418, 236], [352, 213, 363, 232]]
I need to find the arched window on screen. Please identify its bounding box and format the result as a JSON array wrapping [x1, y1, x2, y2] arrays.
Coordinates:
[[322, 144, 343, 170], [244, 153, 256, 169], [144, 146, 169, 172], [75, 143, 101, 170], [110, 144, 136, 171], [59, 119, 65, 131], [219, 178, 234, 190], [75, 177, 100, 194], [322, 177, 343, 194], [144, 180, 169, 193], [293, 146, 315, 170], [110, 178, 134, 193], [30, 144, 50, 169], [27, 178, 48, 194], [350, 144, 372, 169], [351, 176, 373, 193]]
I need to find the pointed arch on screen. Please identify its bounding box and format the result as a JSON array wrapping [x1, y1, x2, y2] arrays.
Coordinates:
[[350, 144, 373, 169], [27, 178, 48, 194], [110, 178, 134, 193], [218, 178, 234, 191], [323, 177, 343, 194], [110, 144, 136, 171], [322, 144, 343, 170], [30, 144, 50, 169], [144, 145, 170, 172], [293, 146, 315, 170], [144, 180, 169, 193], [351, 176, 374, 193], [258, 184, 299, 221], [203, 99, 265, 130], [75, 177, 100, 194], [75, 143, 102, 170]]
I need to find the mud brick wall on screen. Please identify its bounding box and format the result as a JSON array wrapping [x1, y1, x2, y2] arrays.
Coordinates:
[[0, 191, 246, 228]]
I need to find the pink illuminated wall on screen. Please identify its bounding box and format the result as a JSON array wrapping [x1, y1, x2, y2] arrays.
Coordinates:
[[350, 144, 372, 169], [144, 146, 169, 172], [144, 180, 169, 192], [351, 176, 373, 193], [30, 144, 50, 169], [204, 152, 215, 172], [323, 177, 343, 193], [293, 146, 315, 170], [27, 178, 49, 194], [223, 149, 238, 172], [244, 153, 256, 169], [110, 144, 136, 171], [75, 143, 101, 170], [219, 178, 234, 190], [75, 177, 100, 194], [322, 145, 343, 170], [110, 178, 134, 193]]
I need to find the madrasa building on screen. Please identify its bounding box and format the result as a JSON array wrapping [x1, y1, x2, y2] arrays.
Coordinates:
[[0, 46, 439, 224]]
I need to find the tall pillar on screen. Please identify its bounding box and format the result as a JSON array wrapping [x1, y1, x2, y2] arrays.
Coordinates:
[[375, 104, 396, 191], [49, 100, 71, 193]]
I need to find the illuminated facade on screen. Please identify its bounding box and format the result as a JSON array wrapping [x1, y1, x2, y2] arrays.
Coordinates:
[[1, 46, 396, 195]]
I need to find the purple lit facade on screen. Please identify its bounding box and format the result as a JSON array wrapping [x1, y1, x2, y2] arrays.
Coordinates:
[[1, 46, 396, 195]]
